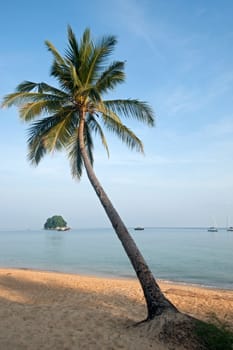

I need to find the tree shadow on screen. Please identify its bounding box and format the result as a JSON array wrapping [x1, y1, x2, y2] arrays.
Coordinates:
[[0, 271, 154, 349]]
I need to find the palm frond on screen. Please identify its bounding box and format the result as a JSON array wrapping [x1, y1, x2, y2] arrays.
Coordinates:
[[96, 34, 118, 64], [19, 100, 61, 121], [2, 92, 45, 108], [101, 114, 144, 153], [84, 122, 94, 165], [87, 114, 109, 157], [104, 99, 155, 126], [97, 101, 122, 123], [16, 81, 40, 92], [13, 81, 67, 98], [79, 28, 92, 62], [2, 91, 67, 109], [50, 60, 74, 93], [27, 109, 77, 164], [34, 82, 68, 97], [67, 134, 83, 179], [85, 35, 118, 85], [70, 63, 82, 89], [95, 61, 125, 93], [43, 114, 74, 152], [45, 41, 65, 65], [67, 118, 96, 179], [27, 137, 47, 165], [65, 25, 80, 65]]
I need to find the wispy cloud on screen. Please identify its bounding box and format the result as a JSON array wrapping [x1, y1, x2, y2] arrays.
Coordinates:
[[111, 0, 209, 72], [160, 87, 197, 116], [114, 0, 156, 50], [155, 67, 233, 119]]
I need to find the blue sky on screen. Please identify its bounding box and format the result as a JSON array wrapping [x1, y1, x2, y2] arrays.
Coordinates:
[[1, 0, 233, 229]]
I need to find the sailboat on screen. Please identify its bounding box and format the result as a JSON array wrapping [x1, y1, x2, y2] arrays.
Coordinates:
[[226, 217, 233, 231], [208, 217, 218, 232]]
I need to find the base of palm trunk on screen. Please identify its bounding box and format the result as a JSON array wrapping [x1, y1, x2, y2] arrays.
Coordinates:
[[135, 310, 204, 350], [147, 303, 179, 320]]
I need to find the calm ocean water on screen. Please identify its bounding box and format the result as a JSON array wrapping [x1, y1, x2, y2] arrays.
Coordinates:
[[0, 227, 232, 290]]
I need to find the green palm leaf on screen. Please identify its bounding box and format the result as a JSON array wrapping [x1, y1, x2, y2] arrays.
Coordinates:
[[27, 108, 77, 163], [45, 40, 65, 65], [104, 99, 155, 126], [16, 81, 40, 92], [67, 134, 83, 179], [65, 25, 80, 65], [95, 61, 125, 93], [19, 100, 61, 121], [85, 35, 118, 85], [101, 113, 144, 153], [87, 114, 110, 157]]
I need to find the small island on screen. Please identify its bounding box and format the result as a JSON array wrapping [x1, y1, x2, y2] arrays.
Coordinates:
[[44, 215, 70, 231]]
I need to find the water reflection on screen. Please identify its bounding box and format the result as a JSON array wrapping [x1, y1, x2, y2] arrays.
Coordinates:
[[45, 231, 64, 246]]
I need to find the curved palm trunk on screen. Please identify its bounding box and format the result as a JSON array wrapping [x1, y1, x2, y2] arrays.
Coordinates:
[[78, 116, 178, 320]]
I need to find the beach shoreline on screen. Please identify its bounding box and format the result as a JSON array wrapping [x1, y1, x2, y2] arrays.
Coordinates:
[[1, 265, 232, 292], [0, 268, 232, 349]]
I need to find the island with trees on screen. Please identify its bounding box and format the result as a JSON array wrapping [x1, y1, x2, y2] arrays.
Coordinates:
[[44, 215, 70, 231]]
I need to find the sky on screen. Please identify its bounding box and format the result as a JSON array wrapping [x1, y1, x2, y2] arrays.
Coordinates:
[[1, 0, 233, 229]]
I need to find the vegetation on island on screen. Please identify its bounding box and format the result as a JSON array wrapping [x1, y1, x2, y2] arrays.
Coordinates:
[[44, 215, 67, 230]]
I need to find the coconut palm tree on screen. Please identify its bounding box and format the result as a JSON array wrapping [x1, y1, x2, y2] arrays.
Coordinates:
[[2, 26, 177, 320]]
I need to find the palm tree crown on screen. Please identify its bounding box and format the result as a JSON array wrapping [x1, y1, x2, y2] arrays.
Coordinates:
[[2, 26, 155, 178]]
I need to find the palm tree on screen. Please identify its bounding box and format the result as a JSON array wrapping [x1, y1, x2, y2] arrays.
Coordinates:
[[2, 26, 177, 320]]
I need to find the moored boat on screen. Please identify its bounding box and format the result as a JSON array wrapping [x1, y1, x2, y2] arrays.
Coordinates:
[[226, 217, 233, 231], [56, 226, 71, 231], [208, 226, 218, 232]]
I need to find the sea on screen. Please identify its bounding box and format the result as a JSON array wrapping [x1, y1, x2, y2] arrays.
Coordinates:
[[0, 227, 232, 290]]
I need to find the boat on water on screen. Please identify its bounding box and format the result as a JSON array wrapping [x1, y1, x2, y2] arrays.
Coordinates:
[[208, 216, 218, 232], [208, 226, 218, 232], [134, 227, 144, 231], [56, 226, 71, 231], [226, 217, 233, 231]]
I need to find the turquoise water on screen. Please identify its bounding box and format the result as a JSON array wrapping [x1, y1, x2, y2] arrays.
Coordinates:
[[0, 227, 232, 289]]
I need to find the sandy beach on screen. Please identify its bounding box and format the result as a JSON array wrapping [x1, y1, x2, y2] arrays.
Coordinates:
[[0, 268, 232, 349]]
